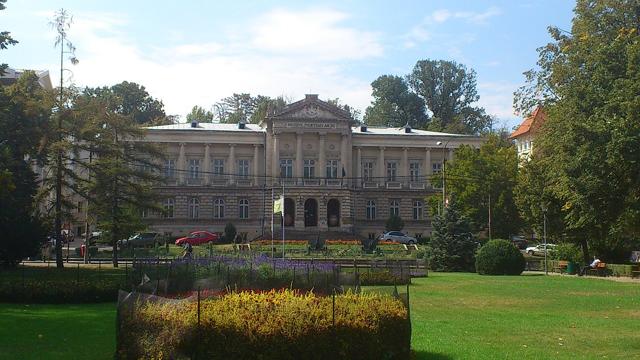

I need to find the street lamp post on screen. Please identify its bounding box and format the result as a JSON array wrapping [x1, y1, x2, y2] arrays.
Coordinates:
[[542, 205, 548, 275], [436, 140, 451, 213]]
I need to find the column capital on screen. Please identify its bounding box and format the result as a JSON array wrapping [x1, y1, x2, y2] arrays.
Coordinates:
[[379, 146, 385, 151], [179, 142, 186, 147], [228, 143, 236, 148], [296, 130, 304, 136], [403, 147, 409, 151], [253, 143, 261, 148], [318, 131, 327, 137]]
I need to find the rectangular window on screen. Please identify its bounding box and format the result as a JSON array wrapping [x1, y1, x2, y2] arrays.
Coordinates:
[[164, 159, 176, 179], [213, 159, 225, 177], [432, 162, 442, 173], [163, 198, 175, 218], [189, 197, 199, 219], [303, 159, 315, 178], [366, 200, 376, 220], [386, 161, 398, 181], [239, 199, 249, 219], [363, 161, 374, 181], [413, 200, 424, 220], [326, 160, 339, 179], [238, 159, 249, 177], [280, 159, 293, 178], [77, 201, 83, 214], [410, 161, 421, 182], [188, 159, 201, 179], [389, 200, 400, 217], [213, 198, 225, 219]]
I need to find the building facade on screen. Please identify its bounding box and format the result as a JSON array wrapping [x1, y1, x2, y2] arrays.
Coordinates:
[[509, 106, 546, 161], [142, 95, 483, 240]]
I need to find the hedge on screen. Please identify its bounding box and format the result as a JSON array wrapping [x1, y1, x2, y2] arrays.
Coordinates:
[[117, 289, 411, 360], [0, 279, 120, 303], [476, 239, 525, 275]]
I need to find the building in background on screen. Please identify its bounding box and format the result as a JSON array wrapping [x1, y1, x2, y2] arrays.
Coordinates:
[[509, 106, 546, 161], [142, 95, 483, 240]]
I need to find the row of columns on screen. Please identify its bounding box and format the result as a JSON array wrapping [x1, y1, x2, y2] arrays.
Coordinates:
[[176, 143, 261, 185]]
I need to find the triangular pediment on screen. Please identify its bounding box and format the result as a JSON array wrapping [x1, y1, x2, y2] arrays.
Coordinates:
[[268, 94, 352, 122]]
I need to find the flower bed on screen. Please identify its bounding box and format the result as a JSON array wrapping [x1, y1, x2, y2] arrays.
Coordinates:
[[117, 289, 410, 359], [251, 239, 398, 246]]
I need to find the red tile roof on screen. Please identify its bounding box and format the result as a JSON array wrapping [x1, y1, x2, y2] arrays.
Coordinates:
[[509, 106, 546, 139]]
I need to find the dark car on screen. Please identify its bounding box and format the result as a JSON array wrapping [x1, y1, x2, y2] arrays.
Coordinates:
[[511, 236, 528, 250], [117, 232, 161, 248]]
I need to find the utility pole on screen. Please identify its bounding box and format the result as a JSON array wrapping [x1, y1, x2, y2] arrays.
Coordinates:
[[542, 205, 548, 275], [488, 193, 492, 241]]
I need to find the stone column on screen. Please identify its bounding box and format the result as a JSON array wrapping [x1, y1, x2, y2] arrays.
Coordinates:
[[228, 144, 236, 185], [296, 132, 303, 183], [448, 148, 454, 162], [178, 143, 186, 185], [356, 147, 362, 187], [378, 146, 385, 185], [318, 133, 326, 183], [272, 134, 279, 184], [340, 134, 348, 182], [253, 144, 260, 186], [425, 148, 432, 186], [203, 144, 211, 185], [402, 147, 409, 185]]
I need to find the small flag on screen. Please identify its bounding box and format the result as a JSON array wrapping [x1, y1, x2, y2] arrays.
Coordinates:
[[273, 195, 284, 214]]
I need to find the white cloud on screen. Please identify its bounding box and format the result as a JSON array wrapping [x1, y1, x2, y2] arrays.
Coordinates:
[[403, 7, 501, 49], [477, 81, 519, 126], [39, 8, 380, 119]]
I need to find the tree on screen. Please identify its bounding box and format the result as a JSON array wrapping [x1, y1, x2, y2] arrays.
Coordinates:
[[326, 98, 362, 123], [385, 215, 405, 232], [0, 72, 51, 266], [84, 81, 166, 125], [186, 105, 214, 123], [513, 0, 640, 262], [407, 59, 491, 134], [0, 0, 18, 76], [80, 94, 164, 267], [214, 94, 289, 124], [444, 135, 523, 239], [364, 75, 427, 128], [427, 203, 477, 272]]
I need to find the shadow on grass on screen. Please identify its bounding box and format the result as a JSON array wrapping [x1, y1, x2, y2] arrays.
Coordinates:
[[412, 350, 454, 359]]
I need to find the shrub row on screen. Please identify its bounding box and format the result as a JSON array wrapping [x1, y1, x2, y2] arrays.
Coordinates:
[[117, 289, 410, 360], [0, 279, 120, 303], [476, 239, 525, 275]]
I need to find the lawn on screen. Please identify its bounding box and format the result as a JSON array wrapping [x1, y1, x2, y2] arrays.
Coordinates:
[[1, 273, 638, 359]]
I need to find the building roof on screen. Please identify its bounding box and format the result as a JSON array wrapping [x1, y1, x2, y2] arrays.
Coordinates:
[[351, 126, 469, 137], [146, 122, 264, 132], [0, 68, 52, 89], [509, 106, 546, 139]]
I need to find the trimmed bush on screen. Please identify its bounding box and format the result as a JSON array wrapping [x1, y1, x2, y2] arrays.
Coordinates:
[[224, 222, 237, 243], [476, 239, 525, 275], [385, 215, 405, 232], [118, 289, 410, 359]]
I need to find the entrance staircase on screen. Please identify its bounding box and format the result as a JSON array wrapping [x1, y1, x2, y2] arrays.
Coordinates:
[[256, 229, 366, 242]]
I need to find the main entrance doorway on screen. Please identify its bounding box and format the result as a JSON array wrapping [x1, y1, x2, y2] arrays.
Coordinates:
[[327, 199, 340, 227], [304, 198, 318, 227], [284, 198, 295, 227]]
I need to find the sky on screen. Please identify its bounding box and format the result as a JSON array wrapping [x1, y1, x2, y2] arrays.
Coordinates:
[[1, 0, 575, 128]]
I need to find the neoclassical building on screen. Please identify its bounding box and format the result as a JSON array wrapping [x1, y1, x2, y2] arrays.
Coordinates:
[[143, 95, 483, 240]]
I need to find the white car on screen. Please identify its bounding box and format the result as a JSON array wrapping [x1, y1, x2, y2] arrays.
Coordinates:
[[380, 231, 417, 245], [525, 244, 557, 256]]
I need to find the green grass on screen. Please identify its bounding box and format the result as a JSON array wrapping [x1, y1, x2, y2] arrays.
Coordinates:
[[0, 302, 116, 360], [1, 273, 638, 359], [411, 273, 640, 359]]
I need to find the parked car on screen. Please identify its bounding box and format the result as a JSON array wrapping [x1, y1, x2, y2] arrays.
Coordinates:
[[175, 231, 219, 246], [117, 232, 161, 248], [510, 236, 528, 250], [379, 231, 417, 245], [525, 243, 557, 256]]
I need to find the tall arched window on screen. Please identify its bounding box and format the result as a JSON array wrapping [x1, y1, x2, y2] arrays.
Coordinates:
[[413, 200, 423, 220], [189, 197, 199, 219], [213, 198, 225, 219], [389, 200, 400, 217], [239, 199, 249, 219], [366, 200, 376, 220]]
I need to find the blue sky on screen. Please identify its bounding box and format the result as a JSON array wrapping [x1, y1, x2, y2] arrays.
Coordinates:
[[1, 0, 574, 128]]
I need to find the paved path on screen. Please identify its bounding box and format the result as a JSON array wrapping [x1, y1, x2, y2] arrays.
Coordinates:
[[524, 270, 640, 283]]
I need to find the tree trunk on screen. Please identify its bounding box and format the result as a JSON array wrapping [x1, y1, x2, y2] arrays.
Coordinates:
[[580, 238, 590, 264], [55, 137, 64, 269], [112, 230, 119, 268]]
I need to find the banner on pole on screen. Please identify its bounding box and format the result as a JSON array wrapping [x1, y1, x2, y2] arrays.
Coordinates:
[[273, 196, 284, 214]]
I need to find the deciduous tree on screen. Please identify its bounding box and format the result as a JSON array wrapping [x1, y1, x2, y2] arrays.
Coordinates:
[[364, 75, 427, 128]]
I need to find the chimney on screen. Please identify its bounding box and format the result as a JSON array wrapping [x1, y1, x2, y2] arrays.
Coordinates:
[[190, 121, 198, 128], [305, 94, 318, 101], [238, 121, 246, 129], [360, 125, 368, 132], [403, 122, 412, 133]]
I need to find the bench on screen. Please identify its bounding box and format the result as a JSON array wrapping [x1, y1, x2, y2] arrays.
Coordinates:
[[553, 260, 569, 274], [588, 262, 608, 277], [632, 265, 640, 279]]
